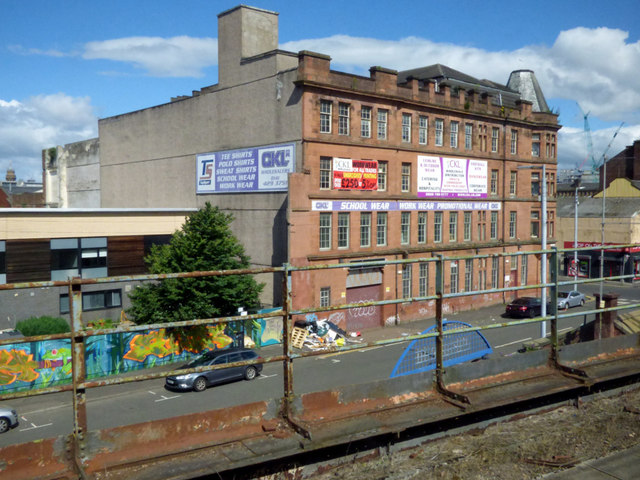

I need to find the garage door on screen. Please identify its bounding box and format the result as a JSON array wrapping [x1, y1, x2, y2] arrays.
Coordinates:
[[345, 284, 382, 330]]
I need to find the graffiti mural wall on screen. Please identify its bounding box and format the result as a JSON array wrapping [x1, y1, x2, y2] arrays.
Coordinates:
[[0, 310, 284, 394]]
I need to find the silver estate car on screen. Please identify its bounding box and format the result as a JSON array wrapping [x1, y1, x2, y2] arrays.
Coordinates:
[[165, 348, 263, 392], [0, 405, 19, 433]]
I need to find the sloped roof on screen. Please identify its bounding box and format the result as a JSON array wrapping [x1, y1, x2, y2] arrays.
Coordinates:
[[398, 63, 520, 107], [507, 70, 550, 113], [556, 196, 640, 218]]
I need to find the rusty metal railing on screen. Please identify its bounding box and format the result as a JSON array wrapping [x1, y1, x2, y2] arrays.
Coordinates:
[[0, 244, 639, 473]]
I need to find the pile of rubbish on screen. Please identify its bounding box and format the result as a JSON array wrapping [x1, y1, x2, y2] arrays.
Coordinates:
[[292, 318, 362, 350]]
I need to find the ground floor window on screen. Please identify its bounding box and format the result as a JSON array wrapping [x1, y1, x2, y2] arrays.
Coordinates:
[[60, 289, 122, 314]]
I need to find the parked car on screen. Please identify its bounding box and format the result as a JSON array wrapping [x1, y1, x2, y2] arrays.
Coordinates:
[[505, 297, 545, 318], [165, 348, 263, 392], [557, 290, 586, 310], [0, 405, 19, 433]]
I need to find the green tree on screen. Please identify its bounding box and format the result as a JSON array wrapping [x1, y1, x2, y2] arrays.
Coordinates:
[[127, 203, 264, 350]]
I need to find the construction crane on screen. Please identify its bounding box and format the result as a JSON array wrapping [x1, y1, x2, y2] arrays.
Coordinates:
[[576, 103, 596, 173], [595, 122, 625, 170]]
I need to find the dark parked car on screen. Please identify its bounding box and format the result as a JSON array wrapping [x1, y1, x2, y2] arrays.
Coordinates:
[[557, 290, 586, 310], [165, 348, 263, 392], [505, 297, 545, 318]]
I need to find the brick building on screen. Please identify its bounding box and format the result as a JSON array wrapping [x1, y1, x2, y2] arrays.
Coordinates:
[[43, 5, 559, 331], [288, 54, 559, 328]]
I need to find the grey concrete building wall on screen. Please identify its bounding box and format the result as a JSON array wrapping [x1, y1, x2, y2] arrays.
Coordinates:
[[44, 138, 100, 208], [97, 6, 303, 307], [1, 281, 142, 331]]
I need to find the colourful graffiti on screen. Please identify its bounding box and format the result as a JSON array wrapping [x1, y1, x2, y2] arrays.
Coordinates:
[[0, 349, 40, 386], [0, 311, 282, 394]]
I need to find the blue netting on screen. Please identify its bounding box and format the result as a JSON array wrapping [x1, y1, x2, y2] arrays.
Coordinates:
[[390, 321, 492, 378]]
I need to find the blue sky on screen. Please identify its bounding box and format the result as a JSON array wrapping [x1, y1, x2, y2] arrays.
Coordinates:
[[1, 0, 639, 182]]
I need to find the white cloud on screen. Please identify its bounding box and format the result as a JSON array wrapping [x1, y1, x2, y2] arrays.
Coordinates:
[[282, 26, 640, 124], [83, 36, 218, 77], [0, 94, 97, 181], [558, 124, 640, 171]]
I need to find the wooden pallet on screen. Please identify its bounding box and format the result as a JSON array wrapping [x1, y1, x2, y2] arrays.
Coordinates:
[[291, 327, 308, 349]]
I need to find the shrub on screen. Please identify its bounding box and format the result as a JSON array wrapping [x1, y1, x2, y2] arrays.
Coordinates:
[[15, 316, 71, 336]]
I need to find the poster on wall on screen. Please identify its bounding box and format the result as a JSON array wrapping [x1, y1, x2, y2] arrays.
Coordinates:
[[196, 143, 295, 194], [332, 158, 378, 190], [417, 156, 487, 198]]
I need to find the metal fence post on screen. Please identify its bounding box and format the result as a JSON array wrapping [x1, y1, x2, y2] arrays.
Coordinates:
[[434, 255, 469, 406], [280, 264, 311, 439], [69, 278, 88, 473], [548, 249, 589, 380]]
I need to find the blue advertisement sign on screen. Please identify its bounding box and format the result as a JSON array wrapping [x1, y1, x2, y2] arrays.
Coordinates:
[[196, 143, 295, 194]]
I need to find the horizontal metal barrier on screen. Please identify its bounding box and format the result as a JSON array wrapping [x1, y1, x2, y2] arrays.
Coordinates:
[[0, 245, 639, 478]]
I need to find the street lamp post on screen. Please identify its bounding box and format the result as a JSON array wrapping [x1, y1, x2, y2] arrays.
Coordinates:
[[571, 174, 583, 291], [518, 164, 547, 338]]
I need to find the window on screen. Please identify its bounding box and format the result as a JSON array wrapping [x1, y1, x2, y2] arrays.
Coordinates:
[[450, 121, 459, 148], [463, 211, 472, 241], [361, 106, 371, 138], [521, 255, 528, 286], [320, 157, 331, 189], [532, 133, 540, 157], [464, 260, 473, 292], [419, 263, 429, 297], [480, 124, 487, 152], [511, 129, 518, 154], [319, 213, 331, 249], [0, 241, 5, 284], [402, 113, 412, 142], [491, 257, 499, 289], [490, 211, 498, 239], [478, 258, 487, 291], [547, 172, 555, 196], [531, 210, 540, 238], [320, 100, 332, 133], [450, 261, 459, 294], [338, 102, 350, 135], [377, 161, 387, 191], [491, 127, 499, 153], [51, 237, 107, 281], [360, 212, 371, 247], [548, 210, 555, 238], [320, 287, 331, 307], [419, 116, 428, 144], [376, 212, 387, 246], [435, 119, 444, 146], [401, 163, 411, 192], [60, 289, 122, 314], [531, 172, 540, 196], [546, 135, 550, 157], [418, 212, 427, 244], [477, 211, 486, 241], [449, 212, 458, 242], [377, 109, 388, 139], [434, 211, 443, 242], [490, 169, 498, 195], [465, 123, 473, 150], [338, 212, 350, 248], [402, 264, 412, 298], [509, 211, 517, 239], [509, 171, 517, 196], [401, 211, 411, 244]]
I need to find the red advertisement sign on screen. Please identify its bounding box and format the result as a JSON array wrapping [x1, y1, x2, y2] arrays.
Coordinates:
[[333, 158, 378, 190]]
